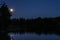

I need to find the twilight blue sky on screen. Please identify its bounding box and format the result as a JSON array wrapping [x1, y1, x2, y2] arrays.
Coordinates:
[[0, 0, 60, 18]]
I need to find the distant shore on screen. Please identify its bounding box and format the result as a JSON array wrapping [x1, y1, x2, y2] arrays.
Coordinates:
[[5, 17, 60, 35]]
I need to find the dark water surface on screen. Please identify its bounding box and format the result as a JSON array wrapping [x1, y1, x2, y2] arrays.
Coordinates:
[[8, 33, 60, 40]]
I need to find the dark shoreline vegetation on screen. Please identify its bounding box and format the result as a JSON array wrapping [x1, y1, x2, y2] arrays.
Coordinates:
[[6, 17, 60, 35]]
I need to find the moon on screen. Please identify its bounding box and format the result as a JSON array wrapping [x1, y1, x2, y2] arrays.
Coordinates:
[[10, 8, 14, 12]]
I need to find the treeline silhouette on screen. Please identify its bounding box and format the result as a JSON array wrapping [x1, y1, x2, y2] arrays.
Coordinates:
[[6, 17, 60, 34]]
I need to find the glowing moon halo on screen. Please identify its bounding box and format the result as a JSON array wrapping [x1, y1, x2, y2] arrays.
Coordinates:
[[10, 8, 14, 12]]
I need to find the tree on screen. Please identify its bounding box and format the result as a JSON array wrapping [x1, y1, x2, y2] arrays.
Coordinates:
[[0, 3, 12, 40]]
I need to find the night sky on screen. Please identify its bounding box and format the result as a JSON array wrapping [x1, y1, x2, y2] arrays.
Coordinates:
[[0, 0, 60, 18]]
